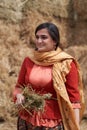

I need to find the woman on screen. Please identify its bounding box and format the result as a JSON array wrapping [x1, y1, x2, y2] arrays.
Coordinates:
[[13, 22, 84, 130]]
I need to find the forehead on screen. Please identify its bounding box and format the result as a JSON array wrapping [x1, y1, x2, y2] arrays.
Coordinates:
[[36, 28, 50, 35]]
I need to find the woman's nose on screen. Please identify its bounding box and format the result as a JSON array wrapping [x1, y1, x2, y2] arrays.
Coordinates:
[[37, 37, 42, 43]]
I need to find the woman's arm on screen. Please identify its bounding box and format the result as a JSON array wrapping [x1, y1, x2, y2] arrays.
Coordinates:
[[13, 57, 34, 104], [65, 61, 81, 126], [13, 58, 27, 102]]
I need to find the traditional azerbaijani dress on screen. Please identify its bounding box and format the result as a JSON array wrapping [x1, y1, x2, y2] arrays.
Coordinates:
[[13, 48, 85, 130], [13, 55, 81, 130]]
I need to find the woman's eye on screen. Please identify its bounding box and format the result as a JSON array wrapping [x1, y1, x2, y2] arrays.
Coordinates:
[[41, 35, 48, 39], [35, 35, 48, 40]]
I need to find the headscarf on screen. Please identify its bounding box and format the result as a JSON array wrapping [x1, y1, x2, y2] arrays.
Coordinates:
[[28, 47, 85, 130]]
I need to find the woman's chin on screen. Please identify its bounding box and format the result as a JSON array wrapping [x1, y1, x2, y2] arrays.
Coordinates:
[[37, 48, 46, 52]]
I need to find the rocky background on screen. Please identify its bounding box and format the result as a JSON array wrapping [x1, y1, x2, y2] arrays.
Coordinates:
[[0, 0, 87, 130]]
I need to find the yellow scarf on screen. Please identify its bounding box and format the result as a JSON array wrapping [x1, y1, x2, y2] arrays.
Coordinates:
[[28, 47, 85, 130]]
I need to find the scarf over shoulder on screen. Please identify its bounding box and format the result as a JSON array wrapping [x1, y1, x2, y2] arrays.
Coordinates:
[[28, 47, 85, 130]]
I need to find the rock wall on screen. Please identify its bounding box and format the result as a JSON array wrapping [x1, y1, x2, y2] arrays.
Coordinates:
[[0, 0, 87, 129]]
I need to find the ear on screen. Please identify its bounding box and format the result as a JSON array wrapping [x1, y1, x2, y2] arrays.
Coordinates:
[[53, 42, 57, 46], [53, 42, 57, 50]]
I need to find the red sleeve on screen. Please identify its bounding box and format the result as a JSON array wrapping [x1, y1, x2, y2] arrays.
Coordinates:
[[13, 58, 27, 101], [13, 57, 33, 101], [65, 61, 80, 103]]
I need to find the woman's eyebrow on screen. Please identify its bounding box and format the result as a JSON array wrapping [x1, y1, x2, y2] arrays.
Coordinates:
[[36, 34, 48, 37]]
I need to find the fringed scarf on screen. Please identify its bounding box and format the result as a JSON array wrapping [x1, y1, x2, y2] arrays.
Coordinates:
[[28, 47, 85, 130]]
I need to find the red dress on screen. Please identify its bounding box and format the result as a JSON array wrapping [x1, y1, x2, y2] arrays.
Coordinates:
[[13, 57, 81, 127]]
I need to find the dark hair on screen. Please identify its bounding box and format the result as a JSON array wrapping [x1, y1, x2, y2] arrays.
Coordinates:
[[35, 22, 60, 49]]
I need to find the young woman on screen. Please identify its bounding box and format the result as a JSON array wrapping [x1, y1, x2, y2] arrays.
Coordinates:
[[13, 22, 84, 130]]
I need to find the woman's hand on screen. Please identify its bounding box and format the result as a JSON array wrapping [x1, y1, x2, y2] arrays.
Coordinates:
[[16, 93, 24, 105], [74, 108, 80, 129]]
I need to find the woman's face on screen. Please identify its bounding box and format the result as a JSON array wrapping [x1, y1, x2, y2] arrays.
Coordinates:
[[35, 28, 56, 52]]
